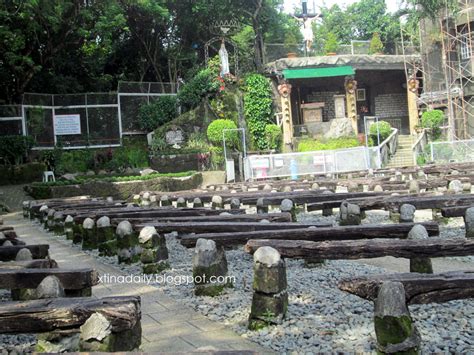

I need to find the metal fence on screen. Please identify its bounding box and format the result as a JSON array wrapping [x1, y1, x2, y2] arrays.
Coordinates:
[[0, 82, 178, 149], [430, 139, 474, 163]]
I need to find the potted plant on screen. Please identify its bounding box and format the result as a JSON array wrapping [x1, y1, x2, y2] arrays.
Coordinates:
[[324, 32, 339, 56], [369, 32, 384, 55]]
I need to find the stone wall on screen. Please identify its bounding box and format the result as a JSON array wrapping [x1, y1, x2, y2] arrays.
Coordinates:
[[374, 93, 408, 119], [306, 91, 341, 121], [150, 153, 201, 173]]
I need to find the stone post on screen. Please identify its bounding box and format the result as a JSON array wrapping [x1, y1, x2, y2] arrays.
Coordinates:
[[160, 195, 171, 207], [176, 197, 187, 208], [141, 192, 150, 207], [311, 183, 319, 191], [53, 212, 65, 235], [193, 197, 203, 208], [280, 199, 296, 222], [82, 218, 97, 251], [39, 205, 49, 227], [339, 201, 361, 226], [408, 180, 420, 194], [192, 238, 231, 296], [47, 209, 56, 231], [399, 204, 416, 223], [132, 194, 141, 205], [64, 215, 74, 240], [407, 225, 433, 273], [230, 198, 241, 210], [373, 185, 384, 192], [139, 226, 169, 274], [263, 184, 272, 192], [347, 181, 359, 193], [256, 198, 269, 214], [149, 195, 158, 207], [22, 201, 29, 218], [465, 207, 474, 238], [281, 186, 292, 193], [72, 221, 83, 245], [248, 246, 288, 330], [322, 190, 334, 216], [97, 216, 116, 256], [116, 221, 139, 264], [448, 179, 463, 194], [211, 195, 223, 210], [374, 281, 421, 353]]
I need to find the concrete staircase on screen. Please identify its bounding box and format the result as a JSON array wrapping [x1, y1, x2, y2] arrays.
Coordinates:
[[385, 135, 415, 168]]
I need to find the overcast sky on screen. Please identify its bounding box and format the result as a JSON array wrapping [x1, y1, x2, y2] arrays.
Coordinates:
[[282, 0, 403, 14]]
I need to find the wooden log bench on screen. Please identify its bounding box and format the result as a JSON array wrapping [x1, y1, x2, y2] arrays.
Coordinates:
[[338, 271, 474, 304], [180, 222, 439, 248], [0, 296, 141, 352], [441, 205, 473, 218], [244, 237, 474, 259], [0, 259, 58, 270], [0, 244, 49, 261]]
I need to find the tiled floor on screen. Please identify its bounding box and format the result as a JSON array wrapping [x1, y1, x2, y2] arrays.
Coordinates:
[[4, 212, 273, 353]]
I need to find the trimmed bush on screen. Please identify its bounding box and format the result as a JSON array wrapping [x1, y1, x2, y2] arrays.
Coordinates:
[[421, 109, 445, 140], [369, 121, 392, 146], [178, 69, 219, 109], [206, 119, 238, 146], [265, 124, 283, 151], [369, 32, 384, 54], [297, 137, 361, 152], [138, 96, 178, 132]]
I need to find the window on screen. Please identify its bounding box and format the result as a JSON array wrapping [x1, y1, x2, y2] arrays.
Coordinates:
[[356, 89, 366, 101], [459, 28, 472, 60]]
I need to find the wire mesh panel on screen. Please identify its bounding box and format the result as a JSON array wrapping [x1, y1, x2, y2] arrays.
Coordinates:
[[431, 139, 474, 163], [245, 147, 371, 180], [88, 106, 120, 146], [119, 95, 148, 133], [0, 105, 23, 136], [25, 107, 54, 147]]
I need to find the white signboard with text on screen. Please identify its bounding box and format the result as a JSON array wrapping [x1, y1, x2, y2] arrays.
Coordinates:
[[54, 114, 81, 135]]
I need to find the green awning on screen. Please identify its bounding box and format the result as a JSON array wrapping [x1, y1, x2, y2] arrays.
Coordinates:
[[282, 66, 355, 79]]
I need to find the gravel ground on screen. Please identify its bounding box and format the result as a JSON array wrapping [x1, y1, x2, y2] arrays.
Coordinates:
[[15, 209, 474, 353]]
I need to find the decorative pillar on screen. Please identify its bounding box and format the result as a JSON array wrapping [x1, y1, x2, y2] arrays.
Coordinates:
[[345, 76, 358, 134], [407, 75, 420, 134], [278, 82, 293, 152]]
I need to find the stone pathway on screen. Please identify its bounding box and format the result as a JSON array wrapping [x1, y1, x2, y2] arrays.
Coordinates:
[[4, 212, 273, 353]]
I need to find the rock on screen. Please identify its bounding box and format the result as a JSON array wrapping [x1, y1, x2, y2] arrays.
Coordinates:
[[193, 198, 203, 208], [86, 170, 95, 176], [399, 204, 416, 223], [97, 216, 111, 228], [2, 240, 13, 246], [323, 118, 354, 139], [280, 199, 296, 222], [448, 180, 463, 194], [160, 195, 171, 207], [322, 190, 334, 216], [139, 226, 157, 244], [257, 198, 269, 214], [347, 181, 359, 193], [253, 246, 281, 267], [465, 207, 474, 238], [339, 201, 361, 226], [450, 170, 460, 175], [176, 197, 186, 208], [106, 196, 114, 203], [374, 281, 421, 353], [140, 168, 157, 176], [281, 186, 292, 192], [116, 220, 133, 238], [463, 182, 472, 192], [263, 184, 272, 192], [61, 173, 77, 181], [16, 248, 33, 261], [311, 183, 320, 191], [408, 225, 433, 273], [142, 192, 150, 200], [373, 185, 384, 192], [36, 276, 65, 299], [80, 313, 112, 342], [230, 198, 241, 210], [211, 195, 223, 209], [408, 180, 420, 194]]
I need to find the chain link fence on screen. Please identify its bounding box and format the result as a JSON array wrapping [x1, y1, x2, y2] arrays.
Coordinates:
[[430, 139, 474, 163]]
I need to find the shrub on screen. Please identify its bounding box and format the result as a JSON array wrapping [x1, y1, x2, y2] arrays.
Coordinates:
[[297, 137, 361, 152], [0, 162, 46, 185], [178, 68, 219, 109], [324, 32, 339, 54], [369, 32, 384, 54], [56, 150, 94, 175], [369, 121, 392, 146], [265, 124, 283, 151], [243, 74, 273, 150], [421, 109, 445, 140], [206, 119, 238, 146], [0, 135, 35, 165], [210, 146, 224, 169], [138, 95, 178, 132]]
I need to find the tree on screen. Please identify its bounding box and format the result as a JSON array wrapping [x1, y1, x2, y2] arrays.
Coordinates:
[[369, 32, 384, 54], [324, 32, 339, 54]]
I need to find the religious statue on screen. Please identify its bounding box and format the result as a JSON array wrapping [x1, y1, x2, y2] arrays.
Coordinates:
[[218, 39, 230, 77], [293, 14, 320, 51]]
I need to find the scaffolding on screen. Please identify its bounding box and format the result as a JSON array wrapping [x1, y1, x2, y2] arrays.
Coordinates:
[[402, 0, 474, 140]]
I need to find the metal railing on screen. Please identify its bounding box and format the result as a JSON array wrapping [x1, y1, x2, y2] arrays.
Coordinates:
[[412, 129, 428, 165], [430, 138, 474, 163]]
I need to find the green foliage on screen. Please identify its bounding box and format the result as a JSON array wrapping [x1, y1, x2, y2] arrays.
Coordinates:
[[138, 96, 178, 132], [243, 74, 273, 150], [264, 124, 282, 151], [369, 121, 393, 146], [421, 110, 445, 140], [177, 69, 219, 109], [369, 32, 384, 54], [0, 162, 46, 186], [206, 119, 238, 146], [56, 150, 94, 175], [186, 132, 211, 152], [297, 137, 361, 152], [324, 32, 339, 54], [0, 136, 35, 165], [209, 146, 224, 169]]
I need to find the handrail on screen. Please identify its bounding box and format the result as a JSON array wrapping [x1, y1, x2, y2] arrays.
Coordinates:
[[412, 129, 428, 165]]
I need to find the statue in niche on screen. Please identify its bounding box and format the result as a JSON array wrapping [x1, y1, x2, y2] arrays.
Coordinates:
[[218, 39, 230, 77]]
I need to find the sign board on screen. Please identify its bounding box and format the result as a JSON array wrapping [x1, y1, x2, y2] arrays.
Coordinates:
[[54, 114, 81, 135], [251, 158, 270, 169]]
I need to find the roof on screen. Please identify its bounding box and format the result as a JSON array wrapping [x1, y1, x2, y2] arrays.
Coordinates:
[[282, 66, 355, 79], [265, 54, 421, 74]]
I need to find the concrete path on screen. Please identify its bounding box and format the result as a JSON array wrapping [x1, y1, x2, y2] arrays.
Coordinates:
[[4, 212, 272, 353]]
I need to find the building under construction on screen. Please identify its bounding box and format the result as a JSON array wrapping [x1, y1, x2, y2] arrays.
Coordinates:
[[408, 0, 474, 140]]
